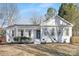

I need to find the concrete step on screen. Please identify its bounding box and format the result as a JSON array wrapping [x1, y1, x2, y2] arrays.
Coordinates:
[[34, 39, 41, 44]]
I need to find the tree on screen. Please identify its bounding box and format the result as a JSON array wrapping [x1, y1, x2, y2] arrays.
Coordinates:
[[45, 7, 57, 20], [58, 3, 79, 22], [0, 3, 18, 28], [30, 11, 41, 25], [0, 3, 19, 37], [58, 3, 79, 36]]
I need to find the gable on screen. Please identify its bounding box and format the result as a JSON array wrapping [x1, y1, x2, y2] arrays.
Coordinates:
[[41, 15, 73, 27]]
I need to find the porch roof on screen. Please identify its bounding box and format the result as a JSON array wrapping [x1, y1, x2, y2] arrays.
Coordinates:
[[6, 24, 39, 27], [5, 24, 72, 29]]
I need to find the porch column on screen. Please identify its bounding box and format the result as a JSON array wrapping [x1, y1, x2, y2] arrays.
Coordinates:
[[54, 27, 58, 42], [15, 27, 18, 37], [24, 29, 26, 37], [31, 29, 34, 42], [40, 27, 42, 41]]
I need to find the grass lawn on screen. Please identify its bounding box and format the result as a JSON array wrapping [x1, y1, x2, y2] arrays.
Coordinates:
[[0, 43, 79, 56]]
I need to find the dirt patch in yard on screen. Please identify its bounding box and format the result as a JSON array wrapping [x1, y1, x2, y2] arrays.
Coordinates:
[[0, 45, 33, 56], [0, 43, 79, 56]]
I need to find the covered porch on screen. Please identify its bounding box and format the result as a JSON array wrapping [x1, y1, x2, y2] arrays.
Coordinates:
[[11, 26, 41, 43]]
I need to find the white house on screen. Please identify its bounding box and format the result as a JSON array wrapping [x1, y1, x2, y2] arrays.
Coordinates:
[[5, 15, 73, 44]]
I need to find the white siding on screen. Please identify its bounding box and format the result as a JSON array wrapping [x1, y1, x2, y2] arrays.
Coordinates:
[[5, 16, 73, 43]]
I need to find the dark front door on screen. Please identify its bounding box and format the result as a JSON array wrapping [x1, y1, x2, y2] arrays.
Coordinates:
[[21, 30, 24, 36], [36, 30, 41, 39]]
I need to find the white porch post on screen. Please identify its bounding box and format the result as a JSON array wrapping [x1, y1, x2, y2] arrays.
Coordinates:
[[15, 27, 18, 37], [54, 27, 58, 42], [24, 29, 26, 37], [31, 29, 34, 42], [40, 26, 42, 42]]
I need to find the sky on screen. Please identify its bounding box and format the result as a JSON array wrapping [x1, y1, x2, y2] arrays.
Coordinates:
[[16, 3, 61, 24]]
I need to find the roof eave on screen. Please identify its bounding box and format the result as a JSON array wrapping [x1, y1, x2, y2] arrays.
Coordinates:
[[57, 15, 74, 26]]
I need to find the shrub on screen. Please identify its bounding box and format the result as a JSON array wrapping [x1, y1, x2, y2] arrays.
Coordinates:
[[14, 37, 20, 41], [0, 30, 6, 36], [71, 36, 79, 44], [14, 36, 31, 42]]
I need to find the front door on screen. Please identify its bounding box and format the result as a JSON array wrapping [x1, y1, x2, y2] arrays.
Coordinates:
[[36, 30, 41, 39]]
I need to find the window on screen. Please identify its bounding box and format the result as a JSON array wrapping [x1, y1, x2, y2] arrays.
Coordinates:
[[58, 29, 61, 36], [21, 30, 24, 36], [12, 30, 14, 37], [51, 28, 54, 36], [65, 28, 69, 36], [58, 27, 63, 36], [43, 28, 47, 36], [29, 30, 31, 37]]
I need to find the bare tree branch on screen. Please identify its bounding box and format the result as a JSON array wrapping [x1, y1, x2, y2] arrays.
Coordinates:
[[0, 3, 19, 28]]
